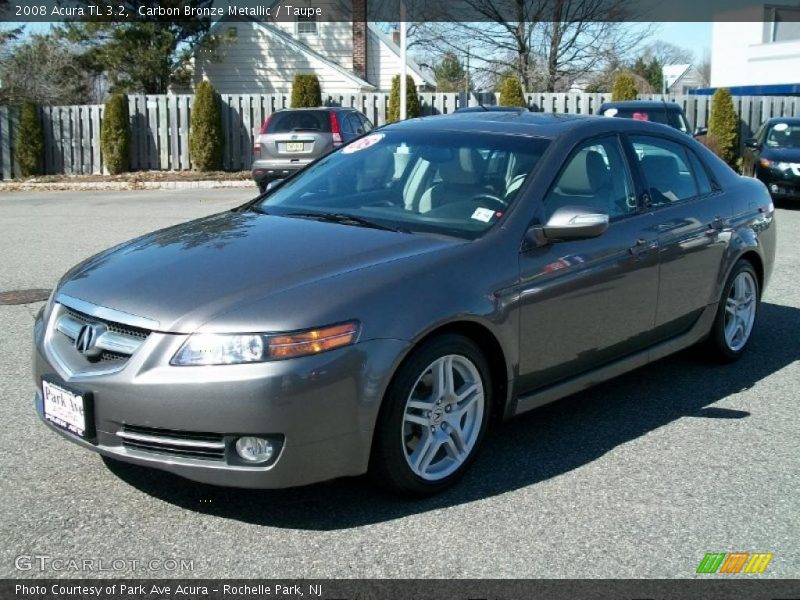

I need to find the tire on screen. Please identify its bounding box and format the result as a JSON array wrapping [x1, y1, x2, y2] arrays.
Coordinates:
[[370, 334, 492, 497], [258, 182, 267, 194], [706, 259, 760, 362]]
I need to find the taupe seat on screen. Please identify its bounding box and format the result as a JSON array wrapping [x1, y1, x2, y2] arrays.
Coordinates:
[[419, 148, 485, 213]]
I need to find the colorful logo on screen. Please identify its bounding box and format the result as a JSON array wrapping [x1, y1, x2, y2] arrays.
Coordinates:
[[696, 552, 773, 574]]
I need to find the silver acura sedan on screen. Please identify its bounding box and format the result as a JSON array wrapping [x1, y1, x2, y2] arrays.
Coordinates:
[[33, 112, 776, 496]]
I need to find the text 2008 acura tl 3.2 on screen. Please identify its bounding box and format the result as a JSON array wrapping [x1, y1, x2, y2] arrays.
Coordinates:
[[34, 112, 776, 496]]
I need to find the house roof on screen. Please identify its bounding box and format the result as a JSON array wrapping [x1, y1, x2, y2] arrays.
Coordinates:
[[663, 64, 693, 90], [366, 24, 436, 87], [201, 19, 377, 91]]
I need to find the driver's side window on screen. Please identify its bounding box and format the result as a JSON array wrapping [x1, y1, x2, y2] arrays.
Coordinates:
[[543, 136, 636, 221]]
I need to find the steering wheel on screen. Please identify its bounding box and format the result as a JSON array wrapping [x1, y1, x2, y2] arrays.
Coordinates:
[[469, 193, 507, 211]]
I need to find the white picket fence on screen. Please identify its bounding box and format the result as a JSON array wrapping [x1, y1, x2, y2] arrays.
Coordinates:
[[2, 91, 800, 179]]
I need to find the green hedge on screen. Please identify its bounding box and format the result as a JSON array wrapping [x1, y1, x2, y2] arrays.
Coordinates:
[[16, 102, 44, 177], [189, 81, 223, 172], [387, 74, 421, 122], [291, 74, 322, 108], [100, 93, 130, 175], [612, 73, 638, 101], [498, 77, 526, 107], [707, 88, 738, 168]]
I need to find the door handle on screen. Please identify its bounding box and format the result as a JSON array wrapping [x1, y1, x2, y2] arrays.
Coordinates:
[[629, 238, 659, 255], [705, 216, 725, 235]]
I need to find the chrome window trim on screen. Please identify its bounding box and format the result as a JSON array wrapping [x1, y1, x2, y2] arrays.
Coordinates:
[[56, 293, 160, 331]]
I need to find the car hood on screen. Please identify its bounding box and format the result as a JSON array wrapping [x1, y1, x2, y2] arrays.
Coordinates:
[[57, 210, 454, 333], [761, 147, 800, 163]]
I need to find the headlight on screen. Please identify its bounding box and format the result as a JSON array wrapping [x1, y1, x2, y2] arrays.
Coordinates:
[[759, 158, 791, 171], [171, 322, 359, 366]]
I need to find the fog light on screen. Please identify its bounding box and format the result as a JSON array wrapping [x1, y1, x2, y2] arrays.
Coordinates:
[[235, 437, 274, 463], [770, 184, 780, 193]]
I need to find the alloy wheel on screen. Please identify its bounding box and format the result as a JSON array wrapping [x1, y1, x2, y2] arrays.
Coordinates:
[[401, 354, 485, 481], [724, 271, 757, 352]]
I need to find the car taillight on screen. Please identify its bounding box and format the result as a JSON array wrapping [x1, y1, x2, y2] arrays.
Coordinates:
[[258, 114, 274, 135], [253, 144, 260, 158], [330, 112, 343, 146]]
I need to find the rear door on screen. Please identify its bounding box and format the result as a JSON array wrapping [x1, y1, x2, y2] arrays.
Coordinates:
[[517, 135, 661, 392], [259, 110, 333, 161], [628, 134, 730, 336]]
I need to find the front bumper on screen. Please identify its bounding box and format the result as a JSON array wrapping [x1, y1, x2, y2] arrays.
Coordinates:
[[33, 305, 409, 488], [757, 167, 800, 199]]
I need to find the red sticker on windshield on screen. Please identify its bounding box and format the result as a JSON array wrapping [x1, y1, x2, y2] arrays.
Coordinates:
[[632, 112, 650, 121], [342, 133, 385, 154]]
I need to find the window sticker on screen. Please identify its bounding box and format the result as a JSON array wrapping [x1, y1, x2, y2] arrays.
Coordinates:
[[471, 207, 495, 223], [603, 108, 619, 117], [341, 133, 385, 154], [632, 112, 650, 121], [773, 123, 789, 132]]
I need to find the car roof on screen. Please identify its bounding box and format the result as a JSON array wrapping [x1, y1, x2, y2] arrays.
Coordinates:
[[765, 116, 800, 125], [599, 100, 683, 111], [273, 107, 357, 112], [454, 106, 528, 113], [385, 110, 684, 140]]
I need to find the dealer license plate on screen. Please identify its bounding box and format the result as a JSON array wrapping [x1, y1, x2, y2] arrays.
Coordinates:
[[285, 142, 305, 152], [43, 380, 89, 438]]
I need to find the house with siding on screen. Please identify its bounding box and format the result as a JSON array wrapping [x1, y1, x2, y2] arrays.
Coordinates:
[[192, 1, 434, 94]]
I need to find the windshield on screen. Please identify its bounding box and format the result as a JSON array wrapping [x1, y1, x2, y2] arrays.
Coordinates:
[[258, 130, 550, 239], [766, 123, 800, 148]]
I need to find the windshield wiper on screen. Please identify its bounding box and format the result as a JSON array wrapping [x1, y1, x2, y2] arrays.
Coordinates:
[[285, 211, 409, 233]]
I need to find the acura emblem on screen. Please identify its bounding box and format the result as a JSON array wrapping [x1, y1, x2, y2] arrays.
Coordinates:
[[74, 322, 106, 358]]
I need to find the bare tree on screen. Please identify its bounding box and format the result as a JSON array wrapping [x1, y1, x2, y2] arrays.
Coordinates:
[[642, 40, 695, 66], [408, 0, 651, 92], [0, 35, 94, 105]]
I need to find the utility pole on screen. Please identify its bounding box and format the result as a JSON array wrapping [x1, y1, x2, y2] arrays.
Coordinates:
[[400, 0, 407, 120]]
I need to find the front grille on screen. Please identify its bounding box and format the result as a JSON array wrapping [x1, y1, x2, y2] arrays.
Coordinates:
[[65, 307, 149, 340], [54, 304, 150, 365], [118, 425, 226, 461]]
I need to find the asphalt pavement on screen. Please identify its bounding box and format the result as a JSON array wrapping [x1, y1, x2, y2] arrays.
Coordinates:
[[0, 188, 797, 579]]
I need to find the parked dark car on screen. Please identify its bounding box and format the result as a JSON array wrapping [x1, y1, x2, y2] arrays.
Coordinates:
[[34, 112, 775, 496], [251, 107, 373, 192], [742, 117, 800, 200], [599, 100, 705, 137]]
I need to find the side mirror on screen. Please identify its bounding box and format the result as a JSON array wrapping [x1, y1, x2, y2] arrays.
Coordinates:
[[744, 138, 759, 149], [266, 179, 285, 192], [693, 126, 708, 138], [525, 206, 610, 247]]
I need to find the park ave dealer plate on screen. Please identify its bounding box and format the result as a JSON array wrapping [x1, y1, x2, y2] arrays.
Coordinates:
[[42, 380, 90, 438]]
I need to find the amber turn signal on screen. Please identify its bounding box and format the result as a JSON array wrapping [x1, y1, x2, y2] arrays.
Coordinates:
[[268, 322, 359, 359]]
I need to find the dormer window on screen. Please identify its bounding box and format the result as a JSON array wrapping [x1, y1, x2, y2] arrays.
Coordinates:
[[297, 15, 318, 36]]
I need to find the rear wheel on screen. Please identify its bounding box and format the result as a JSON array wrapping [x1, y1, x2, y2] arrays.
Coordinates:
[[706, 260, 759, 362], [370, 335, 491, 496]]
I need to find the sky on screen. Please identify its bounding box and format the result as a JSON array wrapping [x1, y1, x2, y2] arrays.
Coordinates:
[[20, 20, 713, 60]]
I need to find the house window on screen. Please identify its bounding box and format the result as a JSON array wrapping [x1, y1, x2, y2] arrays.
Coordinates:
[[764, 6, 800, 42], [297, 15, 317, 36]]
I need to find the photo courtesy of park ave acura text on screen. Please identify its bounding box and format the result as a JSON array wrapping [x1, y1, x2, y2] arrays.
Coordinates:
[[0, 0, 798, 595]]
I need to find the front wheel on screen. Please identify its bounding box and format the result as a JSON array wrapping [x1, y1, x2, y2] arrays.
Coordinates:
[[370, 335, 491, 496], [706, 260, 760, 362]]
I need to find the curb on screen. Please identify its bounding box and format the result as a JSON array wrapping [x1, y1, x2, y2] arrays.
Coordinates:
[[0, 180, 255, 192]]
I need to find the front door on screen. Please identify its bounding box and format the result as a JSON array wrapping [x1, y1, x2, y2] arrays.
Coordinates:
[[517, 135, 660, 393]]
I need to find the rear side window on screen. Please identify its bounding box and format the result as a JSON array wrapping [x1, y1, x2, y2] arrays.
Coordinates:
[[266, 111, 331, 133], [631, 136, 699, 205], [667, 110, 691, 134], [686, 150, 714, 195]]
